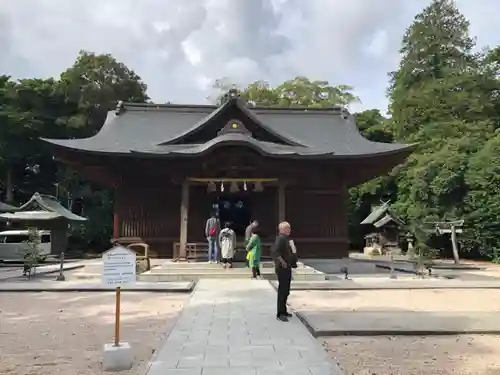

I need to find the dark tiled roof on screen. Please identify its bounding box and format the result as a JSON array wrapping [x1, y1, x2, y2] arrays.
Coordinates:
[[361, 202, 405, 227], [19, 193, 87, 221], [41, 99, 415, 159], [361, 203, 390, 225], [0, 202, 19, 213]]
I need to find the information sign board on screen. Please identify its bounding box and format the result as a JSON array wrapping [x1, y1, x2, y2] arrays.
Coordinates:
[[102, 245, 136, 286]]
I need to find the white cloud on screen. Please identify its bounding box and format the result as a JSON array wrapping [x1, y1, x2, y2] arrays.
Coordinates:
[[0, 0, 498, 112], [365, 30, 389, 59]]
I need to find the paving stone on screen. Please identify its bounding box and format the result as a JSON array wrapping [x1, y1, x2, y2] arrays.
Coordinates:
[[256, 365, 312, 375], [309, 364, 345, 375], [147, 363, 202, 375], [202, 367, 257, 375], [145, 279, 343, 375]]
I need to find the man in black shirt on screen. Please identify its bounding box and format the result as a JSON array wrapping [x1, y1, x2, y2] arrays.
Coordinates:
[[271, 221, 293, 322]]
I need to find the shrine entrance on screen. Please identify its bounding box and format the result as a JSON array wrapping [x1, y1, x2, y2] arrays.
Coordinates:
[[212, 194, 252, 237]]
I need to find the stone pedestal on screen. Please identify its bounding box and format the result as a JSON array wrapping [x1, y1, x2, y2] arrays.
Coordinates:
[[102, 342, 133, 371]]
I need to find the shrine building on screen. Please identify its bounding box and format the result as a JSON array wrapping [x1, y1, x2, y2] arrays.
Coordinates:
[[41, 92, 413, 258]]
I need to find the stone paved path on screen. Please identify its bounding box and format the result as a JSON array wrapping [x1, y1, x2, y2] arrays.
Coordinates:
[[146, 279, 343, 375]]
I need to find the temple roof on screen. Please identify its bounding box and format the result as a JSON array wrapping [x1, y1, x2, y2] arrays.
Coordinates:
[[0, 202, 19, 213], [361, 202, 405, 227], [41, 97, 415, 159], [11, 193, 87, 222]]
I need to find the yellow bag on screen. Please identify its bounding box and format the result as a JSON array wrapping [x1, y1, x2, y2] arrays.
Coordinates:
[[246, 251, 251, 261]]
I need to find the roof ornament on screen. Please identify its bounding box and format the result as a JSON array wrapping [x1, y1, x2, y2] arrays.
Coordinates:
[[228, 88, 239, 99], [340, 107, 349, 120], [218, 119, 251, 136], [229, 181, 239, 193], [221, 88, 240, 104], [207, 181, 216, 193], [253, 181, 264, 192], [115, 100, 125, 115]]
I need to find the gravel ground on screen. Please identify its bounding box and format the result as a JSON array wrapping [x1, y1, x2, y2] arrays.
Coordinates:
[[323, 335, 500, 375], [0, 292, 188, 375], [289, 289, 500, 374], [289, 289, 500, 312]]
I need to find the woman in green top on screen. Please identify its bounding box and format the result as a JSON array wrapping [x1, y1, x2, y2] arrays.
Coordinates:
[[246, 225, 262, 279]]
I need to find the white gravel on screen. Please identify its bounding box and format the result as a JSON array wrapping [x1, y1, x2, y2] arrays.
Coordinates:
[[324, 335, 500, 375], [288, 289, 500, 374], [0, 292, 188, 375], [289, 289, 500, 312]]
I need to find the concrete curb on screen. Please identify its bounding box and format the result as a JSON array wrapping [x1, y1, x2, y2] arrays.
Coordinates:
[[374, 264, 452, 277], [294, 311, 500, 337], [268, 280, 500, 291], [0, 281, 197, 293], [350, 255, 483, 271], [0, 264, 85, 281]]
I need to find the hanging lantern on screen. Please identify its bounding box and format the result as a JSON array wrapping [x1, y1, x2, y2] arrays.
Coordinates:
[[207, 181, 216, 193], [243, 181, 247, 191], [253, 181, 264, 192], [220, 181, 225, 192], [230, 181, 239, 193]]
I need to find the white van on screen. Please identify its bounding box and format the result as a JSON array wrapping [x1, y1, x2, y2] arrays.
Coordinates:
[[0, 230, 51, 261]]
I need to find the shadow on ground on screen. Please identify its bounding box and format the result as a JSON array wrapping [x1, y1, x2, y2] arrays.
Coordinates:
[[0, 291, 189, 375]]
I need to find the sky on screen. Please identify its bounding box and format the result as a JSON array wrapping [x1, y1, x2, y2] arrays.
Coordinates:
[[1, 0, 499, 114]]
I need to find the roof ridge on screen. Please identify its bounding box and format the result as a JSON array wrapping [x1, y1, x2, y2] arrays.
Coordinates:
[[120, 101, 348, 114]]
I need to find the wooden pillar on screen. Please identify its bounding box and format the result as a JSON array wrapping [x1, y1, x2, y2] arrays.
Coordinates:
[[113, 212, 119, 239], [278, 182, 286, 223], [179, 180, 189, 259], [113, 189, 120, 239]]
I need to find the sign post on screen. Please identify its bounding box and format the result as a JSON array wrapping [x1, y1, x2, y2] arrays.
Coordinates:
[[102, 245, 136, 371], [114, 286, 121, 346]]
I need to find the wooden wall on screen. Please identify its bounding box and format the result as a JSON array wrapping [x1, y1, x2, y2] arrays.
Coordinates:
[[114, 182, 349, 258], [284, 187, 348, 258], [116, 185, 180, 257], [110, 148, 354, 258]]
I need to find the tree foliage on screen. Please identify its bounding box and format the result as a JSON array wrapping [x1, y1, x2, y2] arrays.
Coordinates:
[[212, 76, 359, 108], [0, 51, 148, 251], [381, 0, 500, 258]]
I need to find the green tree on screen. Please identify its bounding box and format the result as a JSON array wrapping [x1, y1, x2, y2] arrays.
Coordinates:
[[0, 77, 81, 202], [387, 0, 495, 253], [212, 76, 359, 108], [56, 51, 150, 250], [389, 0, 477, 139], [355, 109, 393, 143], [349, 110, 397, 247], [0, 51, 150, 250], [0, 75, 21, 202], [59, 50, 149, 136]]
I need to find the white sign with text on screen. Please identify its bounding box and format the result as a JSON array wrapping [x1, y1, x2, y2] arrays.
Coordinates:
[[102, 246, 136, 286]]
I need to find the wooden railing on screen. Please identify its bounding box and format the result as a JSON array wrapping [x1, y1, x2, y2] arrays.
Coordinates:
[[172, 241, 274, 261]]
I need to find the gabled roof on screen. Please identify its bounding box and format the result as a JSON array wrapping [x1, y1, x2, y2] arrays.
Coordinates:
[[0, 211, 63, 221], [361, 203, 390, 225], [16, 193, 87, 221], [41, 97, 415, 159], [160, 97, 305, 147], [361, 202, 405, 227], [0, 202, 19, 213]]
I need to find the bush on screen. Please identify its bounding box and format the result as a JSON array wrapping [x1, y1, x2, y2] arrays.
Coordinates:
[[20, 228, 47, 278]]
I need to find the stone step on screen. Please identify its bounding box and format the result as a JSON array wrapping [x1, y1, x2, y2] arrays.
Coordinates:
[[138, 273, 278, 281], [149, 268, 277, 275], [150, 261, 276, 272], [138, 269, 326, 282]]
